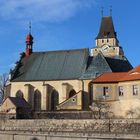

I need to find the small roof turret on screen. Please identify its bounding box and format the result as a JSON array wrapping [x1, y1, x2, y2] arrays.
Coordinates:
[[26, 33, 33, 44], [25, 22, 34, 56]]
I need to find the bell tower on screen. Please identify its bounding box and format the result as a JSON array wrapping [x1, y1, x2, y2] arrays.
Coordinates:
[[91, 14, 124, 59], [25, 23, 33, 57], [96, 16, 119, 47]]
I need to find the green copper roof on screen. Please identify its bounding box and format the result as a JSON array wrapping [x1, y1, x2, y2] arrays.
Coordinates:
[[11, 49, 133, 82], [11, 48, 89, 81]]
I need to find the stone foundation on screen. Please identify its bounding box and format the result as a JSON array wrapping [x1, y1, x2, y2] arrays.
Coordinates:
[[33, 111, 93, 119]]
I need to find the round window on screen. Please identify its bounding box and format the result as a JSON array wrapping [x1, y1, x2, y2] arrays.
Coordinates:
[[72, 98, 76, 102]]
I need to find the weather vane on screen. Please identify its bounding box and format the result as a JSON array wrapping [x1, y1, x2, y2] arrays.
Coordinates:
[[101, 7, 104, 17], [29, 21, 31, 34], [110, 6, 112, 16]]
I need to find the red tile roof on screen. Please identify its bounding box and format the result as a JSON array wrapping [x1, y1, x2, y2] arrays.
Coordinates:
[[120, 65, 140, 82], [93, 65, 140, 83], [93, 72, 127, 83]]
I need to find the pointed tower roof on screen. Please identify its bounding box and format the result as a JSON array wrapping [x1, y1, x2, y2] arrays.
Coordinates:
[[96, 16, 117, 39]]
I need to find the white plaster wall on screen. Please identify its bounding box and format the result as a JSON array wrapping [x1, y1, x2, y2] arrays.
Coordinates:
[[111, 99, 140, 118]]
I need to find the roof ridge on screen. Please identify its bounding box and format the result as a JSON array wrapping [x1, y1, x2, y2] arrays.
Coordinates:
[[32, 48, 89, 54]]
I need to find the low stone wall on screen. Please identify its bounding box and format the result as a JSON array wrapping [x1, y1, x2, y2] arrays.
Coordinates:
[[0, 119, 140, 134], [1, 119, 140, 139], [0, 132, 140, 140], [0, 119, 108, 133]]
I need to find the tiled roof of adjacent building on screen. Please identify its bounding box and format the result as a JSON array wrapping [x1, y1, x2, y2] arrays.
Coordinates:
[[93, 65, 140, 83], [96, 16, 117, 39], [93, 72, 127, 83], [120, 65, 140, 82], [11, 49, 133, 82]]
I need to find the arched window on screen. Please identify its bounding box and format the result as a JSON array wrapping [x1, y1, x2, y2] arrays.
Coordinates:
[[50, 90, 59, 111], [16, 90, 24, 98], [69, 89, 77, 98], [34, 90, 41, 111]]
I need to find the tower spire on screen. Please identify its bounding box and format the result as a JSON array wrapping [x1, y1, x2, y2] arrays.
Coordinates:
[[92, 9, 124, 59]]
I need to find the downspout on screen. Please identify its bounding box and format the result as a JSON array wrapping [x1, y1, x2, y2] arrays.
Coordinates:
[[81, 80, 84, 110]]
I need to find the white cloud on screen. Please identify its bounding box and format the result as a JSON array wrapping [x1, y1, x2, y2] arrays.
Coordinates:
[[0, 0, 95, 22]]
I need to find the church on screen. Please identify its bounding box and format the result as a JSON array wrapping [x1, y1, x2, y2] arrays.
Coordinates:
[[7, 15, 132, 112]]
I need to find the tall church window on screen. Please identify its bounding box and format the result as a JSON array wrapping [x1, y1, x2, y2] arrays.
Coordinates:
[[50, 90, 59, 111], [119, 86, 123, 96], [34, 90, 41, 111], [16, 90, 24, 98], [103, 87, 109, 97], [133, 85, 138, 96], [69, 89, 77, 98]]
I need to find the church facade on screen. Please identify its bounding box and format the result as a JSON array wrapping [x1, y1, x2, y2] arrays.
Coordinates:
[[8, 15, 132, 112]]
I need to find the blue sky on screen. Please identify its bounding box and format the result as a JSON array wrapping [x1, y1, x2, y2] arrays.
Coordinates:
[[0, 0, 139, 74]]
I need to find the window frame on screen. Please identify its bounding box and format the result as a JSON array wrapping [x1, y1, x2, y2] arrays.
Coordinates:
[[119, 86, 124, 96], [133, 85, 138, 96]]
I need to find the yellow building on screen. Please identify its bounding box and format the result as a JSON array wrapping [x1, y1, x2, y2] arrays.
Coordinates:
[[93, 65, 140, 118], [7, 15, 132, 112]]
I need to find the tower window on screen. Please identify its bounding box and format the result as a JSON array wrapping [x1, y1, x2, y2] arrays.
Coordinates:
[[119, 86, 123, 96], [133, 85, 138, 96], [102, 40, 104, 43]]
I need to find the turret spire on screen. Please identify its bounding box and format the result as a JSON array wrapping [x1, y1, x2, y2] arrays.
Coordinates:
[[25, 22, 33, 57]]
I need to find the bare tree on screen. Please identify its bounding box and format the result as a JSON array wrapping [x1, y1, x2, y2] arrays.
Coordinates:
[[90, 101, 113, 119], [126, 108, 140, 119], [0, 73, 9, 101]]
